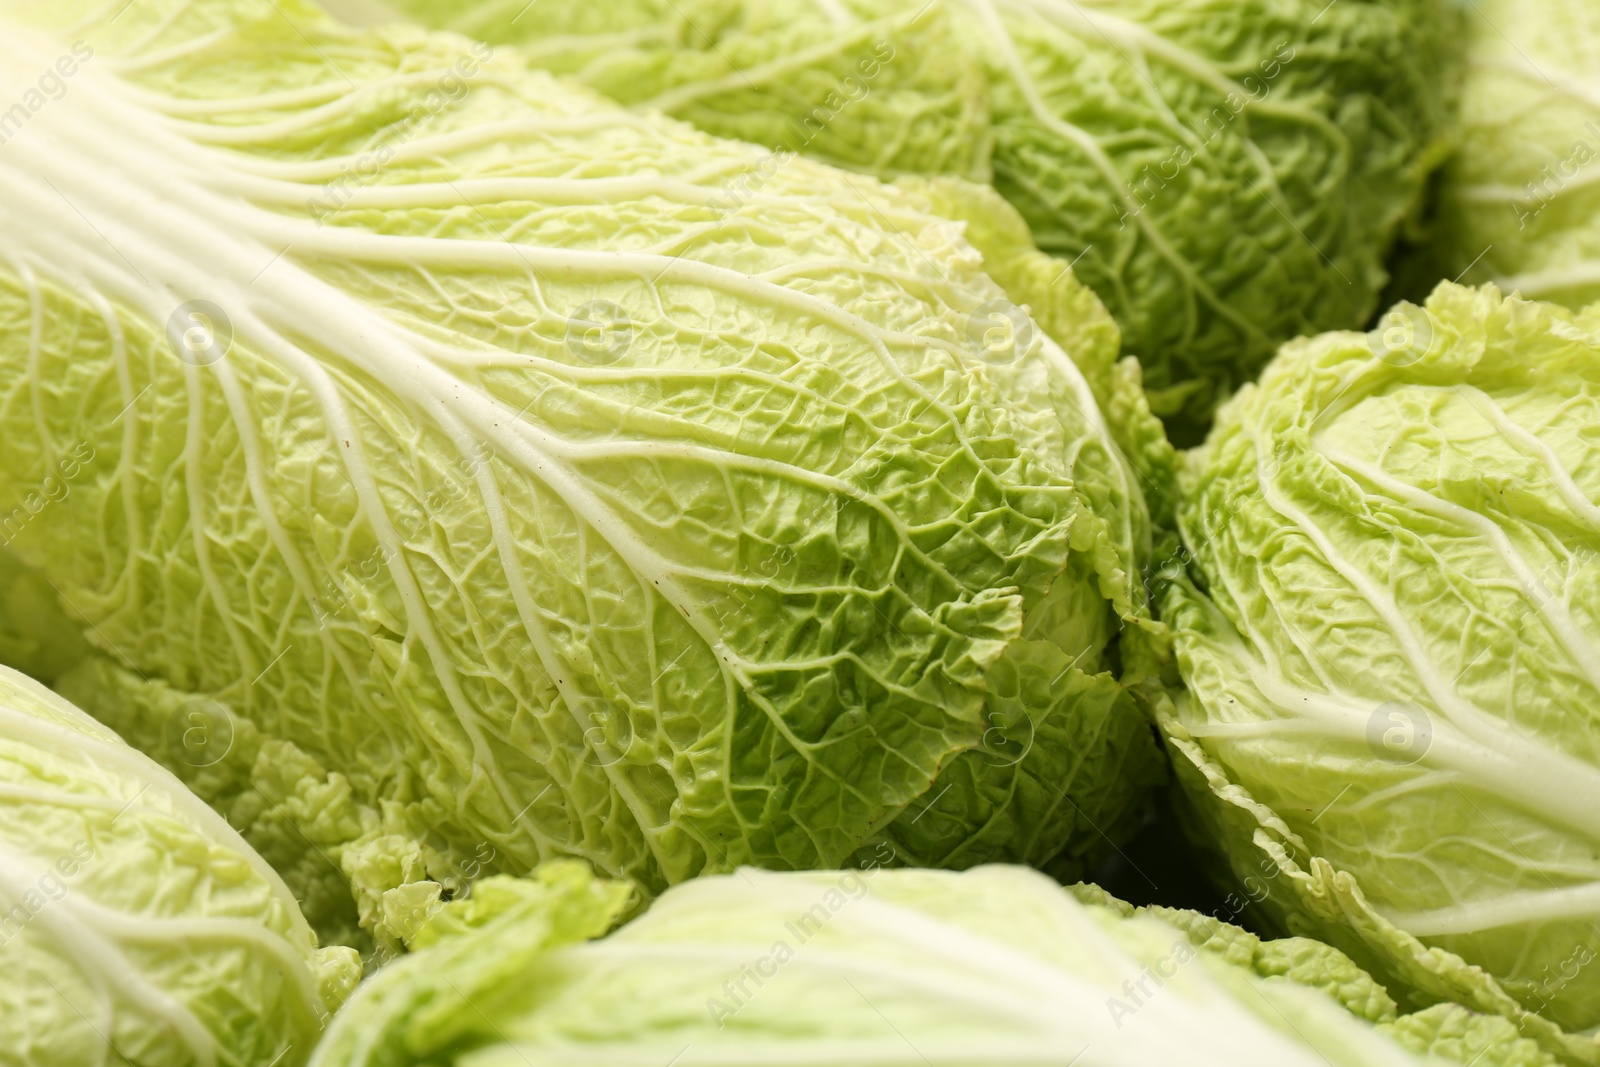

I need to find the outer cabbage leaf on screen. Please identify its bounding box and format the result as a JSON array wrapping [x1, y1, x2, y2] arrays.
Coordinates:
[[1382, 1005, 1571, 1067], [1402, 0, 1600, 311], [0, 0, 1161, 944], [310, 861, 1552, 1067], [364, 0, 1458, 437], [0, 663, 357, 1067], [894, 174, 1179, 527], [1161, 282, 1600, 1063]]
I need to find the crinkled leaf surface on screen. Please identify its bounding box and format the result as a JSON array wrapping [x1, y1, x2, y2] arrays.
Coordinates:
[[1161, 282, 1600, 1063], [0, 0, 1160, 945], [0, 664, 356, 1067], [1407, 0, 1600, 311], [366, 0, 1457, 436]]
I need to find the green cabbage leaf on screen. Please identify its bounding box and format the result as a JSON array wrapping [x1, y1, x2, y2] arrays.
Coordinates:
[[310, 861, 1556, 1067], [0, 663, 357, 1067], [1160, 282, 1600, 1064], [1401, 0, 1600, 311], [362, 0, 1458, 436], [0, 0, 1162, 948]]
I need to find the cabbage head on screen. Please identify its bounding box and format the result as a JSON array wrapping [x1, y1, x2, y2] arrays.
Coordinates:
[[310, 860, 1557, 1067], [1159, 282, 1600, 1064], [0, 0, 1163, 949], [364, 0, 1458, 436], [1404, 0, 1600, 310], [0, 663, 357, 1066]]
